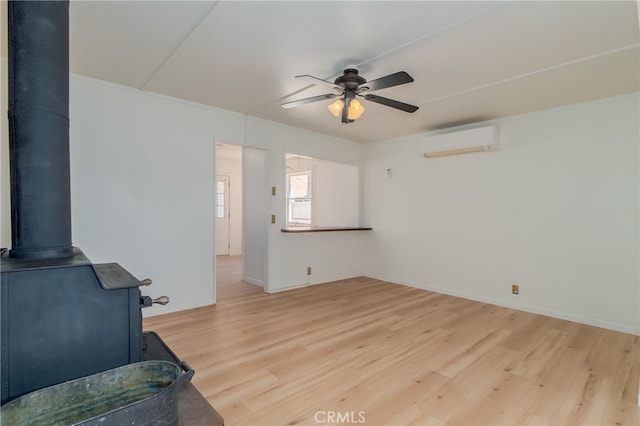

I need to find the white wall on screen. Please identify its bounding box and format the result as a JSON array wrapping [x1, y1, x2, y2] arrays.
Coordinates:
[[246, 117, 366, 291], [216, 153, 242, 255], [242, 146, 269, 287], [43, 75, 364, 315], [363, 94, 639, 334], [69, 76, 244, 315], [4, 68, 635, 334], [314, 160, 359, 227]]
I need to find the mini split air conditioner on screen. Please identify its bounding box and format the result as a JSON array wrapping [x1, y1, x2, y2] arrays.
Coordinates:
[[420, 126, 499, 158]]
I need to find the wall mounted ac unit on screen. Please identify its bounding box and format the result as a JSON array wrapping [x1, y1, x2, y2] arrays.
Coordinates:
[[420, 126, 499, 158]]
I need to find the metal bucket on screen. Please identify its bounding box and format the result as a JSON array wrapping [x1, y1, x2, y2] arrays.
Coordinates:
[[0, 361, 189, 426]]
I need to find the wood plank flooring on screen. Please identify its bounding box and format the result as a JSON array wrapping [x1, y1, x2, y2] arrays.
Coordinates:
[[144, 256, 639, 425]]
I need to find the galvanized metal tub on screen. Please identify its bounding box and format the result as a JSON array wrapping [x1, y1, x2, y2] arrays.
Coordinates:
[[0, 360, 188, 426]]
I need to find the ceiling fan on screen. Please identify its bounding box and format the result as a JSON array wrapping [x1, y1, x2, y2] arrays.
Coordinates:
[[281, 68, 419, 124]]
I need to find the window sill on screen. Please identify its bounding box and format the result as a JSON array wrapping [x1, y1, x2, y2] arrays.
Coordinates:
[[281, 226, 373, 233]]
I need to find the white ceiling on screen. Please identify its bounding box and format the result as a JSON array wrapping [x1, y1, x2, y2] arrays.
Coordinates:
[[4, 1, 640, 143]]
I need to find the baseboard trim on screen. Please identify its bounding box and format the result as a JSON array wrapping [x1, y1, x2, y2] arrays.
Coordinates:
[[242, 275, 264, 287], [142, 297, 215, 317], [267, 273, 361, 294], [364, 273, 640, 336]]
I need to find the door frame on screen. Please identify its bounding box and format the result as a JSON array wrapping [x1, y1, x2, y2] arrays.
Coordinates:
[[213, 141, 270, 297]]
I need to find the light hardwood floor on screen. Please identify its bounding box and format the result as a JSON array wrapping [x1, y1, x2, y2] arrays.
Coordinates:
[[144, 256, 639, 425]]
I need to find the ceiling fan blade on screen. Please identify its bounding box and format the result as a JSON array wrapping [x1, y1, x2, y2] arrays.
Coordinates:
[[363, 71, 414, 92], [363, 94, 419, 113], [295, 74, 343, 91], [281, 93, 337, 109]]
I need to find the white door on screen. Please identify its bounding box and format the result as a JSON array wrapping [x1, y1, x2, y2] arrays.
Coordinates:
[[215, 175, 230, 255]]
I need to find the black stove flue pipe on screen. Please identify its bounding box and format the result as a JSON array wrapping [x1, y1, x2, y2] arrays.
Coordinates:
[[8, 0, 73, 259]]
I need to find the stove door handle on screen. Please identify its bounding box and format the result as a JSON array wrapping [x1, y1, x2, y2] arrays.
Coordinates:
[[152, 296, 170, 305]]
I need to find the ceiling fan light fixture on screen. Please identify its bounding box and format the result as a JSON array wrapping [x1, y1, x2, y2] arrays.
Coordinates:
[[328, 99, 344, 117], [347, 99, 365, 120]]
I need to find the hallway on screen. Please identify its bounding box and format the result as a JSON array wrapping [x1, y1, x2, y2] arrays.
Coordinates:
[[216, 255, 261, 302]]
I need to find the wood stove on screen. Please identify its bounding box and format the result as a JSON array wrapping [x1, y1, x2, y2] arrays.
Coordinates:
[[0, 0, 153, 404], [1, 2, 223, 424]]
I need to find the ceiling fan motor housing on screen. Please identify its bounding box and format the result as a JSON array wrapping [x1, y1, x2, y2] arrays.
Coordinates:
[[334, 68, 366, 89]]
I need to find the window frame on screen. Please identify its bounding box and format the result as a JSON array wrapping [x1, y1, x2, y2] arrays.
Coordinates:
[[286, 171, 313, 227]]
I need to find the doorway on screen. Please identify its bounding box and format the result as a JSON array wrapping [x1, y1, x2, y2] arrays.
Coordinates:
[[214, 143, 269, 298], [215, 143, 243, 294]]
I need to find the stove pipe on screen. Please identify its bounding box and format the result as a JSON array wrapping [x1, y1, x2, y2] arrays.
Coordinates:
[[8, 0, 73, 259]]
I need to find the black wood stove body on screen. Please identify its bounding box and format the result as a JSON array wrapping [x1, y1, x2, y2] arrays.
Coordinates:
[[1, 254, 147, 404]]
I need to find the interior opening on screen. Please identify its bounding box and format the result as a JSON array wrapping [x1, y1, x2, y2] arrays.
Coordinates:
[[285, 154, 359, 229], [215, 143, 243, 296]]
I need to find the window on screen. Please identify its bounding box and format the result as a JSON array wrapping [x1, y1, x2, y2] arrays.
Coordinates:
[[216, 180, 225, 218], [286, 172, 312, 226]]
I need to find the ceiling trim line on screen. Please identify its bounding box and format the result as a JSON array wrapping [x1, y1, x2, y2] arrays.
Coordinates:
[[419, 43, 640, 105], [353, 1, 508, 73], [139, 1, 221, 91]]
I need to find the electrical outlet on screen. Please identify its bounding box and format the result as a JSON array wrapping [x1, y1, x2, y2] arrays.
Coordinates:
[[512, 284, 519, 295], [307, 267, 312, 276]]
